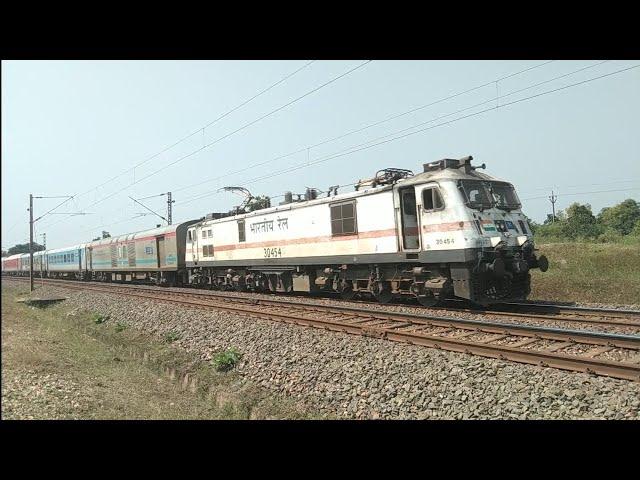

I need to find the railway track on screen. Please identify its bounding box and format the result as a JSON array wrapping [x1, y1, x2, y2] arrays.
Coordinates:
[[4, 276, 640, 381], [5, 274, 639, 330]]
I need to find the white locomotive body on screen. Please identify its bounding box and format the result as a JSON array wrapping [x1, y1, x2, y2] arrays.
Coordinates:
[[186, 156, 548, 305]]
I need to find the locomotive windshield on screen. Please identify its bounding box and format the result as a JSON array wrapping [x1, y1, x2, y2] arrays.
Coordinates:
[[459, 180, 521, 210], [489, 182, 521, 210], [459, 180, 493, 209]]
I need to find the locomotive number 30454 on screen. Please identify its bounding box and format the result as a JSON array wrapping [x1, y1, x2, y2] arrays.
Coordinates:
[[264, 247, 283, 258]]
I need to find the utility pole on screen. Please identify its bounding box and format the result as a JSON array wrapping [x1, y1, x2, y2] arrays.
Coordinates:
[[167, 192, 174, 225], [549, 190, 558, 223], [29, 194, 34, 292], [41, 233, 46, 249], [27, 194, 86, 292]]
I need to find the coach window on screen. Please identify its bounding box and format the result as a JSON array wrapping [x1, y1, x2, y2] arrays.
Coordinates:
[[422, 187, 444, 212], [238, 220, 246, 242], [330, 200, 358, 236]]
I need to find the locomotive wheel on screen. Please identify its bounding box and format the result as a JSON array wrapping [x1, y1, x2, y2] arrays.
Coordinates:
[[374, 288, 393, 304], [340, 287, 356, 301], [416, 293, 439, 307]]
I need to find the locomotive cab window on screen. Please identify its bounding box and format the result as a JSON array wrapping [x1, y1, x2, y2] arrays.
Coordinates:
[[330, 200, 357, 236], [422, 187, 444, 212], [238, 220, 246, 243], [188, 230, 192, 242]]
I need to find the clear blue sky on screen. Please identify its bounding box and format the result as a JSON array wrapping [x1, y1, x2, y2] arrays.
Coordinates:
[[2, 60, 639, 250]]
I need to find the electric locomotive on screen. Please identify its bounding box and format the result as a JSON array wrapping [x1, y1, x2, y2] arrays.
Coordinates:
[[185, 156, 548, 305]]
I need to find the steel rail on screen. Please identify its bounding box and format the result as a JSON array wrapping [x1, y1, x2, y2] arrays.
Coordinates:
[[4, 275, 640, 329], [499, 302, 640, 319], [6, 276, 640, 381]]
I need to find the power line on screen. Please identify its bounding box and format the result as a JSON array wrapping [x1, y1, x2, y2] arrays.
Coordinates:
[[521, 187, 640, 201], [37, 60, 561, 229], [45, 61, 371, 230], [41, 60, 317, 230], [38, 62, 638, 242], [178, 63, 639, 206], [521, 178, 640, 195], [171, 60, 559, 196], [75, 60, 317, 199]]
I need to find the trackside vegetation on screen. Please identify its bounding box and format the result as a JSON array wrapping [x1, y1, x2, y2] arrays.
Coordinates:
[[530, 198, 640, 244]]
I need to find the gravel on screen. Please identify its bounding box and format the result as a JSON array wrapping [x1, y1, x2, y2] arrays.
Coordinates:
[[2, 370, 87, 420], [18, 284, 640, 419]]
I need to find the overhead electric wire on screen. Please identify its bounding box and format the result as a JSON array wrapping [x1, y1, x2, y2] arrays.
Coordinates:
[[171, 60, 559, 196], [521, 187, 640, 201], [76, 60, 316, 198], [520, 179, 640, 195], [44, 60, 371, 231], [37, 61, 637, 244], [178, 62, 637, 206], [40, 60, 316, 229], [39, 60, 555, 230]]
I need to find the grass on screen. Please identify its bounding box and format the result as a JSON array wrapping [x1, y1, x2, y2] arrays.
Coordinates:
[[1, 282, 321, 420], [163, 331, 182, 343], [530, 242, 640, 305], [212, 348, 242, 372]]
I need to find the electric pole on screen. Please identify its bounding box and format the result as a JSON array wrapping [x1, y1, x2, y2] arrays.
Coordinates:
[[167, 192, 174, 225], [549, 190, 558, 223], [29, 194, 34, 292], [41, 233, 46, 249], [27, 194, 87, 292]]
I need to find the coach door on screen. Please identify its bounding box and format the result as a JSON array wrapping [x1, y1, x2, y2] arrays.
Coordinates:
[[156, 236, 166, 268], [398, 186, 420, 251]]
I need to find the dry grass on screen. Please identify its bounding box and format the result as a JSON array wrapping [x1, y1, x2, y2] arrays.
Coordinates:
[[530, 243, 640, 305], [1, 282, 320, 420]]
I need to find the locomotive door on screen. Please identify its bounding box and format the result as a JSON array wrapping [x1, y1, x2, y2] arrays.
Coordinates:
[[156, 236, 166, 268], [419, 184, 446, 251], [88, 247, 93, 270], [398, 186, 420, 250]]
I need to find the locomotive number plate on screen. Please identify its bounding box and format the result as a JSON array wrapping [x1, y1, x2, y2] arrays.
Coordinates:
[[435, 238, 455, 245], [264, 247, 283, 258]]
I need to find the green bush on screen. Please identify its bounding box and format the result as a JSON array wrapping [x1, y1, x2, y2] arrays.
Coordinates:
[[92, 313, 109, 324], [115, 322, 127, 333], [164, 331, 182, 343], [212, 348, 242, 372]]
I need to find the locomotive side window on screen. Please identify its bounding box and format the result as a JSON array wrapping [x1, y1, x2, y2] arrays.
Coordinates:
[[330, 200, 357, 236], [202, 230, 206, 239], [188, 231, 192, 241], [208, 229, 213, 238], [238, 220, 246, 242], [202, 245, 208, 257], [422, 187, 444, 212], [208, 245, 214, 256]]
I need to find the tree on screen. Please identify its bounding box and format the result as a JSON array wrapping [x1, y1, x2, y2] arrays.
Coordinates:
[[564, 202, 603, 239], [7, 242, 45, 255], [597, 199, 640, 236], [1, 250, 8, 257]]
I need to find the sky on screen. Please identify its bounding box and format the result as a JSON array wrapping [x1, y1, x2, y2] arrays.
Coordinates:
[[2, 60, 639, 250]]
